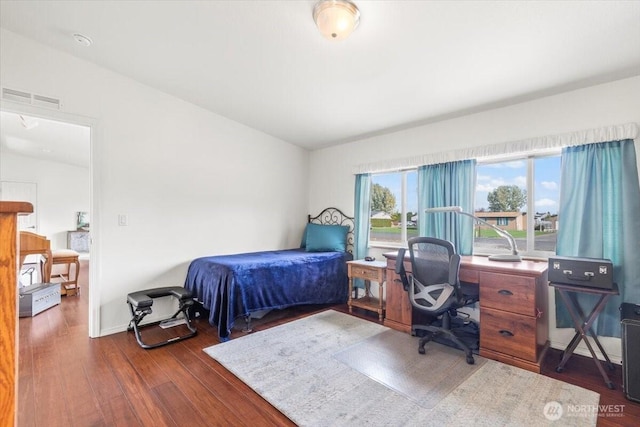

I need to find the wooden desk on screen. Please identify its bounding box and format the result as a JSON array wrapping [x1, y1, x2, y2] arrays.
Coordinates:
[[383, 251, 549, 373], [347, 260, 386, 321], [19, 231, 52, 282]]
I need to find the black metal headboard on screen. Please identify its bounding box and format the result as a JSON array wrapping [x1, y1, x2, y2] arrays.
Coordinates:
[[308, 207, 355, 254]]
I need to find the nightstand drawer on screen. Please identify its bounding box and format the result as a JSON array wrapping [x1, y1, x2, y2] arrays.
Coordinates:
[[349, 266, 382, 281], [480, 307, 537, 362], [479, 272, 536, 316]]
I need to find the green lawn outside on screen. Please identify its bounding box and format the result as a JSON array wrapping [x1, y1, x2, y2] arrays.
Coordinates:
[[476, 229, 553, 238], [371, 227, 554, 238], [372, 227, 415, 233]]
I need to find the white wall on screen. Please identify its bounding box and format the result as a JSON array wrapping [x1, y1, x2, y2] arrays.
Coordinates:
[[0, 151, 90, 250], [1, 29, 310, 336], [308, 75, 640, 362]]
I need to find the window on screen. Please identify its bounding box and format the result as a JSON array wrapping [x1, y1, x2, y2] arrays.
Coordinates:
[[475, 154, 560, 258], [369, 170, 418, 246], [367, 153, 560, 257]]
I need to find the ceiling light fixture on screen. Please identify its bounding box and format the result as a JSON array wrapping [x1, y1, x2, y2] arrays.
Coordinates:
[[313, 0, 360, 41], [19, 115, 39, 130], [73, 33, 93, 47]]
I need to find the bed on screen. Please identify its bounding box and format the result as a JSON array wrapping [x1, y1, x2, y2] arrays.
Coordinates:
[[184, 207, 354, 340]]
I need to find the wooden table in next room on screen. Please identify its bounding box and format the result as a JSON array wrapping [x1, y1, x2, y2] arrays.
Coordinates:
[[347, 259, 387, 321]]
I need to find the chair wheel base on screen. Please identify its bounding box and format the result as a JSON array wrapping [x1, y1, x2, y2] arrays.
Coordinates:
[[556, 366, 564, 373], [418, 347, 426, 355], [466, 355, 475, 365]]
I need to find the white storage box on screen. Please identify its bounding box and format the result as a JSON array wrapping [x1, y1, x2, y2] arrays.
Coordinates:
[[19, 283, 61, 317]]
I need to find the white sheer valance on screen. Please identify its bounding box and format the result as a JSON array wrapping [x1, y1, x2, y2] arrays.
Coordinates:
[[354, 122, 639, 174]]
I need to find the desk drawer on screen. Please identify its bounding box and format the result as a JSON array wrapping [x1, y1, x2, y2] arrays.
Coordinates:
[[481, 307, 537, 362], [349, 266, 381, 281], [479, 272, 535, 316], [459, 268, 478, 284]]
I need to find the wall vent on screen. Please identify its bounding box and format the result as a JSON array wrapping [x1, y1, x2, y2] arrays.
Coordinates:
[[2, 87, 61, 110], [32, 94, 61, 109], [2, 88, 31, 104]]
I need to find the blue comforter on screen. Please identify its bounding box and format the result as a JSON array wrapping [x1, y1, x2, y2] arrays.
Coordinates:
[[184, 249, 351, 340]]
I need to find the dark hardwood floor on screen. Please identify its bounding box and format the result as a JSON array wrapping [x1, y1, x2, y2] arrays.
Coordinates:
[[17, 260, 640, 426]]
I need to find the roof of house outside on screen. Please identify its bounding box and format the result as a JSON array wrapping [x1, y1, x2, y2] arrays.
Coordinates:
[[371, 211, 392, 219]]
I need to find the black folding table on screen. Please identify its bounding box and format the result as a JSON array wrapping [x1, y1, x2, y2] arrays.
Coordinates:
[[550, 281, 618, 389]]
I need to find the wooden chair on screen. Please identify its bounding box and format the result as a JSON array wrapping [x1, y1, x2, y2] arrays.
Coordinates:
[[19, 232, 82, 296], [51, 249, 81, 296]]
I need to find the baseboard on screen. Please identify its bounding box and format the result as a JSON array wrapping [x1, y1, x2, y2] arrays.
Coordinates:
[[99, 311, 175, 337], [549, 338, 622, 365]]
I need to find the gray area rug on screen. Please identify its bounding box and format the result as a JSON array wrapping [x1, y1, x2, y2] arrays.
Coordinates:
[[204, 310, 599, 426]]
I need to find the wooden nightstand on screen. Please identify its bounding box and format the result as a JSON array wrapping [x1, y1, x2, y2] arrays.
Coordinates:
[[347, 260, 386, 321]]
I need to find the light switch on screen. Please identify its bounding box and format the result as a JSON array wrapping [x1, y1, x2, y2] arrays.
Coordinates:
[[118, 214, 128, 226]]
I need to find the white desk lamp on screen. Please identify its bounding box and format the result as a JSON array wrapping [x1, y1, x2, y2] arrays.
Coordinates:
[[424, 206, 522, 262]]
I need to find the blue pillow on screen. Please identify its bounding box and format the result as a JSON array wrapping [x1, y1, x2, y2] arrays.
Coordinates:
[[300, 223, 310, 248], [305, 223, 349, 252]]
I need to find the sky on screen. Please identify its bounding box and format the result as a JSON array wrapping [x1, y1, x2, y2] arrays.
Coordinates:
[[372, 155, 561, 215], [476, 156, 561, 214]]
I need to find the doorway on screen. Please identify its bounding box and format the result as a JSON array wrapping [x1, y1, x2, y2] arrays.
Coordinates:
[[0, 108, 95, 335]]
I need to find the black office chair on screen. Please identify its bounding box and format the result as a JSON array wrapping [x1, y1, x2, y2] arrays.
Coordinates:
[[396, 237, 479, 364]]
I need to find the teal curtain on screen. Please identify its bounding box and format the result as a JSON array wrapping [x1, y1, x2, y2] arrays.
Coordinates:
[[555, 139, 640, 337], [417, 159, 476, 255], [353, 173, 371, 288]]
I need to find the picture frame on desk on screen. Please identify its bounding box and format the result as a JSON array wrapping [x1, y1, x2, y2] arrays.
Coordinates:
[[76, 211, 89, 231]]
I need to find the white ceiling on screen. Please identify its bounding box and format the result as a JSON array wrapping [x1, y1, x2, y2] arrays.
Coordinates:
[[1, 1, 639, 150], [0, 111, 90, 168]]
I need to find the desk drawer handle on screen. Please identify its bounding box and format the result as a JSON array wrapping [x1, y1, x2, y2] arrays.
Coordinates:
[[499, 330, 514, 337], [498, 289, 513, 296]]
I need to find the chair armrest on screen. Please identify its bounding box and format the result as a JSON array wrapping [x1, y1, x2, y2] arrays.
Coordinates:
[[449, 253, 463, 301], [395, 248, 410, 291], [449, 254, 461, 286]]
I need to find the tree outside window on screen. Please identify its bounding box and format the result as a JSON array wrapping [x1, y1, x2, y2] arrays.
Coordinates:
[[370, 171, 418, 245]]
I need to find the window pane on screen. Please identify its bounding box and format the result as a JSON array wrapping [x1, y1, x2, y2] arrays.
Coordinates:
[[475, 161, 528, 256], [369, 170, 418, 245], [371, 173, 401, 244], [534, 156, 560, 254], [407, 170, 419, 240]]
